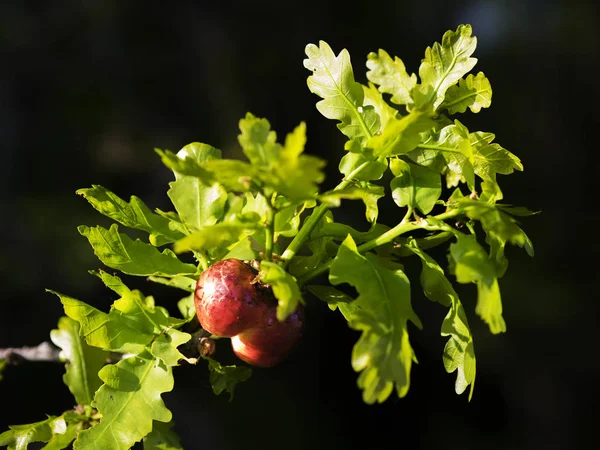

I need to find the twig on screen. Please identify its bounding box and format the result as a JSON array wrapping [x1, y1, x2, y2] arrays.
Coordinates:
[[0, 342, 61, 364]]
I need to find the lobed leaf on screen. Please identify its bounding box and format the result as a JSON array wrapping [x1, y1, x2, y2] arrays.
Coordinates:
[[0, 415, 67, 450], [410, 121, 475, 189], [319, 182, 385, 223], [79, 224, 197, 277], [50, 272, 172, 354], [363, 82, 401, 128], [448, 234, 506, 333], [442, 72, 492, 114], [77, 186, 185, 246], [50, 316, 106, 405], [389, 159, 441, 214], [367, 111, 436, 158], [42, 422, 81, 450], [238, 115, 326, 202], [304, 41, 380, 144], [366, 49, 417, 106], [206, 358, 252, 401], [150, 329, 192, 367], [339, 150, 387, 182], [329, 235, 422, 403], [406, 239, 476, 399], [73, 354, 173, 450], [165, 144, 227, 233], [416, 24, 478, 110], [455, 199, 533, 255], [470, 131, 523, 182], [260, 261, 303, 321], [147, 276, 196, 292], [143, 421, 183, 450], [173, 215, 260, 254]]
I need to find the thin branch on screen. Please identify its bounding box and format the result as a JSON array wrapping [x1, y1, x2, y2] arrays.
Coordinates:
[[0, 342, 61, 363]]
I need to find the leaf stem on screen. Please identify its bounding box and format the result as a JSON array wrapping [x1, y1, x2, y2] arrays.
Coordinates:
[[264, 207, 275, 262], [280, 160, 372, 266], [297, 208, 461, 285]]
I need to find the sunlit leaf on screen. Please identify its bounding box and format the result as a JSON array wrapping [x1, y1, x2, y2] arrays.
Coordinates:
[[442, 72, 492, 114], [367, 111, 435, 158], [320, 183, 385, 223], [260, 261, 303, 321], [329, 235, 422, 403], [165, 143, 227, 233], [0, 416, 67, 450], [339, 150, 387, 182], [406, 239, 476, 399], [448, 234, 506, 333], [143, 421, 183, 450], [77, 186, 185, 246], [304, 41, 380, 143], [416, 24, 478, 110], [366, 49, 417, 106], [74, 354, 173, 450], [238, 114, 325, 201], [389, 159, 441, 214], [50, 316, 106, 405], [79, 224, 197, 277], [150, 329, 192, 366]]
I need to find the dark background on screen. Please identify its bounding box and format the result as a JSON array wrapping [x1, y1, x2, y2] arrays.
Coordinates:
[[1, 1, 598, 449]]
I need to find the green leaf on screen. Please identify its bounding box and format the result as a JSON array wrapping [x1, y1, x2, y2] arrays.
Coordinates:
[[405, 239, 476, 399], [441, 72, 492, 114], [306, 285, 354, 314], [155, 144, 218, 181], [143, 421, 183, 450], [74, 354, 173, 450], [363, 82, 401, 128], [287, 212, 335, 278], [238, 115, 326, 201], [0, 359, 5, 382], [456, 199, 533, 255], [479, 180, 503, 204], [237, 113, 281, 167], [367, 111, 436, 158], [222, 236, 257, 260], [173, 215, 260, 254], [389, 159, 441, 214], [207, 358, 252, 401], [165, 144, 227, 233], [259, 261, 303, 321], [329, 235, 422, 403], [366, 49, 417, 106], [470, 131, 523, 181], [147, 276, 196, 292], [42, 423, 81, 450], [76, 186, 185, 246], [0, 416, 67, 450], [319, 221, 390, 244], [50, 316, 106, 405], [304, 41, 380, 143], [177, 294, 195, 321], [449, 234, 506, 334], [50, 272, 171, 353], [150, 329, 192, 366], [319, 183, 385, 223], [339, 150, 387, 182], [79, 224, 197, 277], [271, 121, 326, 201], [410, 121, 475, 189], [51, 291, 153, 354], [416, 24, 478, 110]]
